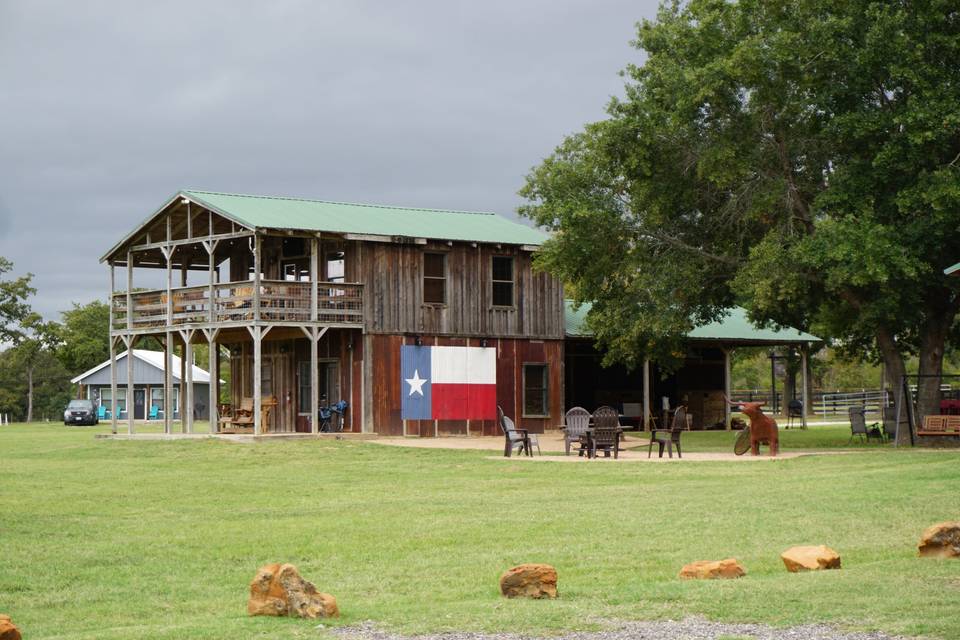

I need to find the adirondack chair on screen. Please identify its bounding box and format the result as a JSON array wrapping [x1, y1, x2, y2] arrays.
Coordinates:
[[589, 406, 622, 459], [97, 405, 108, 420], [562, 406, 591, 456], [848, 406, 883, 443], [648, 406, 686, 458], [497, 405, 531, 457], [148, 404, 160, 420]]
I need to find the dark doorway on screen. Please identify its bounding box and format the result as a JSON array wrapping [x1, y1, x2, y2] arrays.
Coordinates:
[[133, 389, 146, 420]]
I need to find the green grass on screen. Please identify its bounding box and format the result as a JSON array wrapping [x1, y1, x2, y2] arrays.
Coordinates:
[[2, 423, 959, 639]]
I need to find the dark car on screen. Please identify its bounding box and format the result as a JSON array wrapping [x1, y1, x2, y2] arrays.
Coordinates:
[[64, 399, 98, 426]]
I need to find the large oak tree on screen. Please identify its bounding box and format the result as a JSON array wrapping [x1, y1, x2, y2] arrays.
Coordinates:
[[521, 0, 960, 425]]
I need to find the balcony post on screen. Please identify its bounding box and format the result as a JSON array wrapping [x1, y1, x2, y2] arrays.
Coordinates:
[[126, 251, 133, 331], [724, 348, 733, 430], [311, 236, 318, 322], [179, 336, 186, 432], [253, 235, 261, 323]]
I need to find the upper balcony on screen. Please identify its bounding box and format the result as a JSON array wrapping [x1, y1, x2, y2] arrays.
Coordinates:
[[111, 280, 363, 332]]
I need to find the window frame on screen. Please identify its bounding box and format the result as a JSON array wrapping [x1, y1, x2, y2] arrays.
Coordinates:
[[491, 255, 515, 308], [422, 251, 448, 306], [521, 362, 550, 418]]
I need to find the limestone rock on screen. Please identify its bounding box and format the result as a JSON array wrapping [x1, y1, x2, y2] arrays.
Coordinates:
[[499, 563, 558, 598], [780, 545, 841, 572], [0, 614, 21, 640], [247, 563, 339, 618], [678, 558, 746, 579], [918, 522, 960, 558]]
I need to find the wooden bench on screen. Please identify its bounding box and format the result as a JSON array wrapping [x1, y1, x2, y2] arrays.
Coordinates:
[[218, 396, 277, 433], [917, 415, 960, 437]]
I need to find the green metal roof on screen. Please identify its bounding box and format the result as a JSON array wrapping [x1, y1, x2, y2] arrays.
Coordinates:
[[945, 262, 960, 276], [183, 190, 548, 245], [565, 300, 820, 344]]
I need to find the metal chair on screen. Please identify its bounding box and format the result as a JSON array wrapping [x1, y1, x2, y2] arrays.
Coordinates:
[[562, 407, 591, 456], [848, 406, 883, 443], [786, 399, 804, 429], [648, 406, 686, 458]]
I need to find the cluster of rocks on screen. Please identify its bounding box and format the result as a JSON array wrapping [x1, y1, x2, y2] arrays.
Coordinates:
[[248, 563, 339, 619], [679, 545, 841, 581]]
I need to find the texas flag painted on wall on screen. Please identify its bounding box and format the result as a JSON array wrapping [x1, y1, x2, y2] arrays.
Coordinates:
[[401, 345, 497, 420]]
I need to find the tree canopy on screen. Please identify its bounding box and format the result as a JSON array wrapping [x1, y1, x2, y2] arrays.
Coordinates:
[[521, 0, 960, 416]]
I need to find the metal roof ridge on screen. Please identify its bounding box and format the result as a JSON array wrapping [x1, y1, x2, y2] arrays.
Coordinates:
[[182, 189, 499, 216]]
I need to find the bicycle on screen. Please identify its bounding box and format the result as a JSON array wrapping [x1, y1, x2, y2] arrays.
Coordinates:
[[319, 400, 349, 432]]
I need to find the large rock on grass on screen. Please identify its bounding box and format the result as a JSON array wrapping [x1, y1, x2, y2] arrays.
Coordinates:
[[678, 558, 746, 579], [0, 615, 21, 640], [499, 563, 558, 598], [247, 563, 339, 618], [780, 545, 841, 572], [918, 522, 960, 558]]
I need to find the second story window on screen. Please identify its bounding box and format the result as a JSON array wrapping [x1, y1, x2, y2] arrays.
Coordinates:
[[492, 256, 514, 307], [423, 252, 446, 304]]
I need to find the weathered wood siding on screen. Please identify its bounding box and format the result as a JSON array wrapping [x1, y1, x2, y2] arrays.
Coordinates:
[[364, 334, 564, 436], [359, 242, 565, 339]]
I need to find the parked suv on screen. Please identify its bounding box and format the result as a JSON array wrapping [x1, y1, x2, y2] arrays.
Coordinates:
[[64, 399, 98, 426]]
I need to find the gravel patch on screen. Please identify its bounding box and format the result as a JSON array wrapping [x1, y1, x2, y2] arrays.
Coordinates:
[[330, 618, 909, 640]]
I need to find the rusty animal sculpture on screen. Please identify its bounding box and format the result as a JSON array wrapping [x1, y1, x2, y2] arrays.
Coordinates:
[[725, 396, 779, 456]]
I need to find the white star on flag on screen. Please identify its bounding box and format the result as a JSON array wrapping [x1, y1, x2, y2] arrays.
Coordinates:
[[405, 369, 428, 396]]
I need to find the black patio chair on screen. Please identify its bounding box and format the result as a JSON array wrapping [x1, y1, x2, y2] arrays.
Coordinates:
[[587, 406, 622, 459], [786, 399, 804, 429], [648, 406, 686, 458], [848, 406, 883, 443], [497, 405, 531, 457]]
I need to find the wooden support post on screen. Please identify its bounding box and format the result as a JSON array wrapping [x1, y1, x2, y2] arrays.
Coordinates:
[[311, 237, 319, 322], [252, 235, 261, 322], [179, 336, 186, 432], [724, 348, 733, 430], [253, 326, 262, 435], [800, 345, 809, 430], [642, 358, 650, 432], [184, 331, 194, 434], [126, 335, 135, 435], [208, 331, 219, 434], [164, 331, 173, 434], [126, 252, 133, 331], [311, 328, 319, 434], [109, 336, 118, 434]]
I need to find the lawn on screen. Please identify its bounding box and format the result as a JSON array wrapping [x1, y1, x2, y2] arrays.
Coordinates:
[[1, 423, 958, 639]]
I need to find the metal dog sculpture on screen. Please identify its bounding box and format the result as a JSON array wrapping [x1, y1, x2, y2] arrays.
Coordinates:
[[725, 396, 779, 456]]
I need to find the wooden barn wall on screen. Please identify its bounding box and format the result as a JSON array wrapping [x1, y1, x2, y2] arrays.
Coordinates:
[[364, 334, 563, 436], [225, 329, 362, 433], [359, 242, 565, 339]]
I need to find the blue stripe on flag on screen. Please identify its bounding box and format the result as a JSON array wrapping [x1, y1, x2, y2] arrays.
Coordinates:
[[401, 345, 432, 420]]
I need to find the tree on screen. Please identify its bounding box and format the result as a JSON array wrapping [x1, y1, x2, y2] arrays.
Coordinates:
[[0, 257, 35, 344], [56, 300, 111, 375], [520, 1, 960, 429]]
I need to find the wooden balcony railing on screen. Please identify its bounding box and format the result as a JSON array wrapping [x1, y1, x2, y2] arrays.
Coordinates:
[[112, 280, 364, 330]]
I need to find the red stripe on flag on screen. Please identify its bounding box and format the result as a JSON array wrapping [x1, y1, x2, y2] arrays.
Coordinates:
[[431, 383, 497, 420]]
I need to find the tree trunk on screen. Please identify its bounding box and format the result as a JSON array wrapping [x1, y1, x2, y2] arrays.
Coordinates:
[[876, 327, 908, 444], [916, 314, 950, 421], [26, 364, 34, 423]]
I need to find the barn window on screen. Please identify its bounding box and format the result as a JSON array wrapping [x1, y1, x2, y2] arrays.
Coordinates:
[[423, 252, 446, 304], [492, 256, 514, 307], [522, 363, 549, 417]]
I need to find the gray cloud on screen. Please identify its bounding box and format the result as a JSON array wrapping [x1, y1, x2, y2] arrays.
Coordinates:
[[0, 0, 655, 319]]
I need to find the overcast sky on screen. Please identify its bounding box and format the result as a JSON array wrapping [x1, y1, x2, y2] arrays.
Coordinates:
[[0, 0, 657, 320]]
